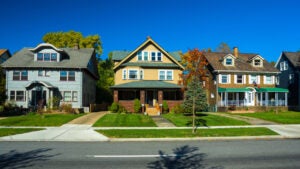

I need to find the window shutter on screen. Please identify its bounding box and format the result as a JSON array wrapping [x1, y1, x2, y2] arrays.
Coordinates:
[[257, 75, 260, 84], [228, 75, 231, 84], [234, 75, 237, 84], [243, 75, 246, 84], [219, 74, 222, 83]]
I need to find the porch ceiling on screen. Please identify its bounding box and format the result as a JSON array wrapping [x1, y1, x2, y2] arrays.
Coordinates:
[[111, 80, 182, 89]]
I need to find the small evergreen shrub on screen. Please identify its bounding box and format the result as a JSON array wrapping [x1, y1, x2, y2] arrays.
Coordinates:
[[162, 100, 169, 113], [133, 99, 141, 113], [109, 102, 119, 113], [172, 104, 186, 114]]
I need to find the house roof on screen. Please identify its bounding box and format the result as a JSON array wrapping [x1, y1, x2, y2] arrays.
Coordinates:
[[121, 62, 181, 68], [205, 52, 279, 73], [111, 80, 182, 89], [112, 37, 184, 70], [281, 52, 300, 68], [0, 49, 8, 56], [1, 46, 98, 79]]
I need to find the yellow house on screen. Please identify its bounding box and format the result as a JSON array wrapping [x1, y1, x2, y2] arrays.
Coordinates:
[[111, 37, 184, 115]]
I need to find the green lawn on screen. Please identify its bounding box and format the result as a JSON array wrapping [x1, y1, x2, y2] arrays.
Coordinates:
[[0, 114, 83, 126], [163, 113, 249, 127], [97, 127, 277, 138], [93, 113, 157, 127], [0, 128, 44, 137], [237, 111, 300, 124]]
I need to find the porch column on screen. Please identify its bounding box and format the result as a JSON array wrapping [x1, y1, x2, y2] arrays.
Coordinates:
[[140, 90, 145, 113], [225, 92, 228, 106], [50, 89, 53, 108], [25, 91, 28, 108], [158, 90, 163, 105], [285, 92, 288, 106], [220, 92, 223, 106], [265, 92, 268, 106], [260, 92, 263, 106], [275, 92, 278, 106], [113, 90, 118, 102], [236, 93, 239, 106]]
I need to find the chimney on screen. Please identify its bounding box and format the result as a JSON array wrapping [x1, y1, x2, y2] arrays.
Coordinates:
[[74, 43, 80, 50], [233, 47, 238, 57]]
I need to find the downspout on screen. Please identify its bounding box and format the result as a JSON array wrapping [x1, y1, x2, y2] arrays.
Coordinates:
[[215, 73, 218, 112]]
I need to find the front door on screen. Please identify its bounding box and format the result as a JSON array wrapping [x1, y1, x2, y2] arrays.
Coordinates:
[[31, 90, 46, 107], [146, 90, 157, 107], [245, 91, 255, 106]]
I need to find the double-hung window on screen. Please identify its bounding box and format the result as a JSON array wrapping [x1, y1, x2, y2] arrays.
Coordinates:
[[220, 74, 229, 84], [137, 51, 149, 61], [60, 71, 75, 81], [151, 52, 162, 61], [225, 58, 233, 66], [140, 70, 144, 80], [122, 69, 127, 79], [264, 75, 273, 84], [10, 91, 25, 101], [280, 61, 288, 71], [51, 53, 57, 61], [128, 70, 138, 79], [13, 71, 28, 81], [159, 70, 173, 80], [143, 52, 148, 61], [236, 74, 243, 84], [249, 75, 259, 84], [137, 51, 142, 61]]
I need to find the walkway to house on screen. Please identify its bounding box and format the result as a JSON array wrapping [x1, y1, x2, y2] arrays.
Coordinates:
[[67, 111, 108, 125], [151, 116, 176, 127], [206, 112, 278, 125]]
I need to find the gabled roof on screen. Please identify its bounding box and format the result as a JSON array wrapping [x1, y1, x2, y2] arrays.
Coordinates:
[[0, 49, 11, 57], [112, 37, 184, 70], [1, 45, 98, 79], [205, 52, 279, 73], [111, 80, 182, 89], [275, 52, 300, 68]]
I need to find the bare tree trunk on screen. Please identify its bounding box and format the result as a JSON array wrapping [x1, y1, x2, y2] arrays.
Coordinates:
[[192, 96, 195, 134]]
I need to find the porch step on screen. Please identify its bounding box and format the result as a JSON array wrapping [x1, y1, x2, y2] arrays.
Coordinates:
[[146, 107, 160, 116]]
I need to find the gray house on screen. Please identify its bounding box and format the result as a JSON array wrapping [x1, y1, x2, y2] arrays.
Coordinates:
[[0, 49, 11, 63], [1, 43, 98, 110], [275, 52, 300, 111]]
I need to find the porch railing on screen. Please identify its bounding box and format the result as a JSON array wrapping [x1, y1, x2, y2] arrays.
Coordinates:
[[218, 100, 287, 107]]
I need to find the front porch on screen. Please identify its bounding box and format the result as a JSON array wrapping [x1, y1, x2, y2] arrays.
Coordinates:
[[218, 87, 288, 108], [111, 81, 184, 115]]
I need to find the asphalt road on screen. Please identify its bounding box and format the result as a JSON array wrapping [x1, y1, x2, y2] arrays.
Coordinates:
[[1, 139, 300, 169]]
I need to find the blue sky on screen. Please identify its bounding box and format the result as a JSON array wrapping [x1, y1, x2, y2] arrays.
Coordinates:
[[1, 0, 299, 61]]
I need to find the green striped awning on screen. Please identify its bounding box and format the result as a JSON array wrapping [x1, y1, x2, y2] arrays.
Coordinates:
[[218, 87, 251, 92]]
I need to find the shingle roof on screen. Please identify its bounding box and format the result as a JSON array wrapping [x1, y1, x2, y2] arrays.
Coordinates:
[[0, 49, 7, 56], [1, 47, 98, 78], [112, 50, 181, 62], [111, 80, 182, 89], [205, 52, 279, 73], [121, 62, 181, 68], [282, 52, 300, 67]]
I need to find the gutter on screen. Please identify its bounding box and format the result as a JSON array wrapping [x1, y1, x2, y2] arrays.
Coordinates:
[[213, 70, 280, 74]]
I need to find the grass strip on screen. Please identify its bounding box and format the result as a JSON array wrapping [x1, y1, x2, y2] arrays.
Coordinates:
[[0, 114, 83, 126], [163, 113, 249, 127], [93, 114, 157, 127], [97, 127, 277, 138], [0, 128, 44, 137], [237, 111, 300, 124]]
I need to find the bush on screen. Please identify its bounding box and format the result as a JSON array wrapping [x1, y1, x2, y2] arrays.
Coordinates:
[[171, 104, 186, 114], [0, 105, 4, 113], [60, 103, 75, 114], [133, 99, 141, 113], [109, 102, 119, 113], [162, 101, 169, 113]]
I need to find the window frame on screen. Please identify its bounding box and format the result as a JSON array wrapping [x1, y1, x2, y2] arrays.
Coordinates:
[[236, 74, 243, 84], [122, 69, 127, 79], [225, 58, 233, 66], [254, 59, 262, 67], [128, 69, 138, 80], [221, 74, 229, 84], [159, 70, 173, 80], [249, 75, 260, 84], [264, 75, 273, 84], [13, 70, 28, 81], [10, 90, 25, 102]]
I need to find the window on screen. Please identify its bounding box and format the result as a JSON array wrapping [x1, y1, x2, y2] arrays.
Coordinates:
[[10, 91, 25, 101], [289, 74, 294, 84], [72, 91, 78, 102], [144, 52, 148, 61], [38, 70, 44, 76], [225, 58, 233, 66], [122, 69, 127, 79], [254, 59, 261, 66], [138, 51, 142, 61], [221, 75, 229, 84], [13, 71, 28, 81], [36, 53, 58, 62], [159, 70, 173, 80], [45, 70, 51, 77], [151, 52, 163, 61], [60, 71, 75, 81], [249, 75, 259, 84], [37, 53, 43, 61], [129, 70, 138, 79], [63, 91, 72, 102], [157, 52, 162, 61], [51, 53, 57, 61], [60, 71, 67, 81], [264, 75, 273, 84], [151, 52, 156, 61], [140, 70, 143, 80], [236, 74, 243, 84], [280, 61, 288, 71]]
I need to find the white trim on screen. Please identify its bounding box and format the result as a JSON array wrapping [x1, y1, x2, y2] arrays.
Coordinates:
[[29, 43, 63, 52], [235, 74, 244, 84], [158, 70, 173, 80], [128, 69, 139, 80], [274, 52, 283, 68], [220, 74, 230, 84], [249, 75, 260, 84], [122, 69, 127, 80]]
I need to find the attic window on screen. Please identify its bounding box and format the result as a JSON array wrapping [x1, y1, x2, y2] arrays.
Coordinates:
[[225, 58, 233, 66], [254, 59, 262, 67]]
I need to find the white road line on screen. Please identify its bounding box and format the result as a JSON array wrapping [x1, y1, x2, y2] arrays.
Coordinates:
[[86, 154, 180, 158]]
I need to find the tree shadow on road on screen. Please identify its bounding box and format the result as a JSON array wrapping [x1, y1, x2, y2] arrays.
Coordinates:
[[147, 145, 223, 169], [0, 148, 59, 169]]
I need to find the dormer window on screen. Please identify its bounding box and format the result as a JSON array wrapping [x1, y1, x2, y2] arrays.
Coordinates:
[[151, 51, 162, 61], [253, 59, 262, 67], [137, 51, 148, 61], [37, 52, 58, 62], [225, 58, 233, 65]]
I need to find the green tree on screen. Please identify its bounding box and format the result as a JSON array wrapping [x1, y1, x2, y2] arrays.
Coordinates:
[[180, 48, 208, 133], [216, 42, 231, 53], [0, 66, 6, 104], [133, 99, 141, 113], [42, 30, 102, 57], [96, 52, 114, 103]]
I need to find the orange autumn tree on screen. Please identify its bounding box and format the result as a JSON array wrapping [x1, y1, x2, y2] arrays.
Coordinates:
[[180, 48, 208, 133]]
